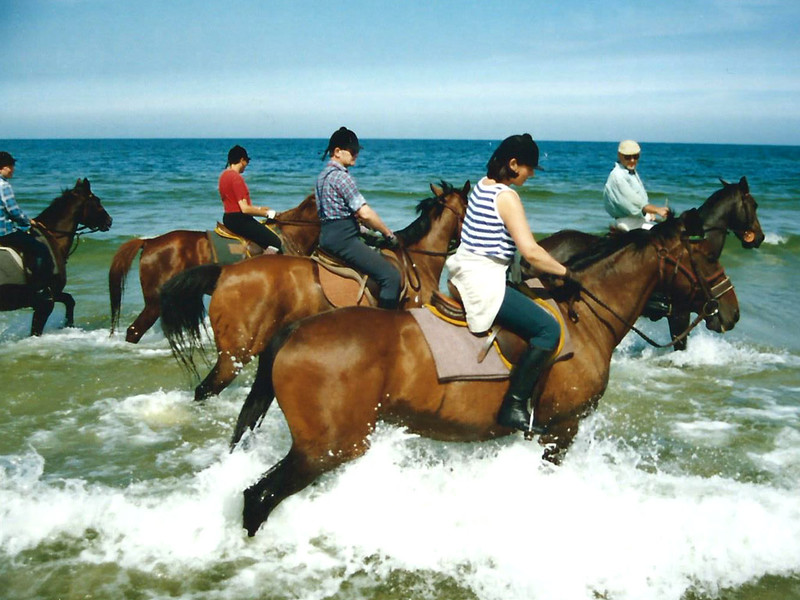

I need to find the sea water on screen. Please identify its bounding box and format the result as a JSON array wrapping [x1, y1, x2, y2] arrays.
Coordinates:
[[0, 138, 798, 599]]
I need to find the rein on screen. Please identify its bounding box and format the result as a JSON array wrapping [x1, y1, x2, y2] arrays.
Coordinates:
[[568, 235, 733, 348], [33, 222, 101, 257], [267, 217, 320, 227]]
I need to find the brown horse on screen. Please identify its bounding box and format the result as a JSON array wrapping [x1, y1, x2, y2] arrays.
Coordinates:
[[230, 211, 740, 536], [160, 181, 470, 401], [109, 194, 320, 343], [541, 176, 762, 350], [0, 179, 113, 336]]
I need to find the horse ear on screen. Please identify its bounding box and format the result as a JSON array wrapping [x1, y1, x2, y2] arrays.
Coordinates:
[[739, 176, 749, 194], [718, 176, 730, 187], [430, 183, 443, 197], [462, 180, 471, 196]]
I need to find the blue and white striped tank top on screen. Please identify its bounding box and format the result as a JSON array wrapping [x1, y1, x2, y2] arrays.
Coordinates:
[[460, 179, 516, 261]]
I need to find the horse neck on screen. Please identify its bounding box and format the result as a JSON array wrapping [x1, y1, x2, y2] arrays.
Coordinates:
[[403, 205, 460, 294], [573, 244, 662, 347], [36, 192, 82, 260], [277, 195, 320, 255], [697, 188, 737, 256]]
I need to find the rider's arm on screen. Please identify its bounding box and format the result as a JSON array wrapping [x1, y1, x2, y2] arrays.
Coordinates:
[[355, 203, 394, 239], [0, 182, 31, 228], [238, 199, 274, 218], [496, 189, 567, 276]]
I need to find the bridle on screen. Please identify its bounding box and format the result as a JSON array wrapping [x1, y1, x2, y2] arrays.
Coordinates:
[[403, 190, 467, 258], [702, 188, 758, 244], [394, 189, 468, 295], [568, 232, 734, 348], [32, 192, 108, 257]]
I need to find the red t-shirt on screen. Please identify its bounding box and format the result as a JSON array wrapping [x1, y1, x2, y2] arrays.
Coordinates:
[[219, 169, 251, 213]]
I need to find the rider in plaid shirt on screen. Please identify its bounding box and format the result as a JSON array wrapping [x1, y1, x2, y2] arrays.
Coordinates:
[[0, 152, 54, 291], [315, 128, 401, 309]]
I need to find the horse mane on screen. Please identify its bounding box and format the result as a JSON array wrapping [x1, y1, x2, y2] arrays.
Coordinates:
[[35, 185, 78, 221], [394, 181, 454, 246], [283, 193, 316, 218], [566, 216, 685, 271]]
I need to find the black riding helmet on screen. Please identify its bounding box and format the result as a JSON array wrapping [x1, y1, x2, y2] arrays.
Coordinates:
[[323, 127, 362, 159]]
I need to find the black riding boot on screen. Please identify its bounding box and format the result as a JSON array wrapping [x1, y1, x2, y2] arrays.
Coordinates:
[[496, 345, 554, 433], [377, 297, 399, 310]]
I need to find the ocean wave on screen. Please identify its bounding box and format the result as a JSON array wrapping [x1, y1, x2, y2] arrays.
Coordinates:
[[7, 415, 800, 600]]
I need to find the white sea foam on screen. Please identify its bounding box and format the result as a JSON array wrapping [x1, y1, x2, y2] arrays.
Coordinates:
[[763, 231, 788, 245], [3, 409, 799, 600]]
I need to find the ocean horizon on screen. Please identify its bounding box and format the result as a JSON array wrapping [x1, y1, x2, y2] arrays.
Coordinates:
[[1, 138, 799, 600]]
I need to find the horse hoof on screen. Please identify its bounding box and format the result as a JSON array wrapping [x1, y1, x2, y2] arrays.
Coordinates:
[[242, 486, 268, 537]]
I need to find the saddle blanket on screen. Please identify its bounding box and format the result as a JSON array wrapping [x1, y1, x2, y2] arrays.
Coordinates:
[[0, 247, 26, 285], [410, 307, 512, 382]]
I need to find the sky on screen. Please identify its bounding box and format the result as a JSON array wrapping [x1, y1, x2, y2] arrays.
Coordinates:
[[1, 0, 799, 144]]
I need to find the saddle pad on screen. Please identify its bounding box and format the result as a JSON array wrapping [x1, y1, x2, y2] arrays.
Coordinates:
[[207, 229, 250, 265], [0, 247, 26, 285], [410, 307, 511, 382]]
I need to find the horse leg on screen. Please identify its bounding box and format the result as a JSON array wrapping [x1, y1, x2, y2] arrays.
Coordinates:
[[125, 303, 161, 343], [537, 416, 581, 465], [668, 311, 690, 352], [194, 351, 248, 401], [29, 291, 55, 336], [242, 446, 324, 536], [53, 291, 75, 327]]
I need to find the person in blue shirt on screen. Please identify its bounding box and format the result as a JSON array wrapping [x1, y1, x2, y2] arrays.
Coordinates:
[[0, 152, 54, 290], [603, 140, 669, 231], [315, 127, 401, 309]]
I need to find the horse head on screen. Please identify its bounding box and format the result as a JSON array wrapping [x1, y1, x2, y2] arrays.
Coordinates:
[[653, 211, 739, 333], [74, 178, 113, 232], [702, 176, 764, 253], [429, 179, 469, 248]]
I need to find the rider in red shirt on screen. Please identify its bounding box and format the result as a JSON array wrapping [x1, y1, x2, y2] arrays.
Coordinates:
[[219, 145, 282, 252]]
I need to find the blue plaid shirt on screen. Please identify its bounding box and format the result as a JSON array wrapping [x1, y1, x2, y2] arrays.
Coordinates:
[[1, 176, 31, 235], [315, 160, 366, 222]]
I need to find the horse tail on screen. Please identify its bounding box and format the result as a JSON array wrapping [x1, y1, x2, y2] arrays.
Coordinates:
[[109, 238, 145, 333], [160, 264, 223, 375], [230, 321, 300, 450]]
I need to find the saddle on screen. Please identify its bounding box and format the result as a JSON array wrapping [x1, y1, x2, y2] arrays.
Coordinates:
[[0, 230, 58, 287], [0, 246, 27, 286], [206, 222, 279, 265], [428, 284, 573, 368], [311, 247, 408, 308]]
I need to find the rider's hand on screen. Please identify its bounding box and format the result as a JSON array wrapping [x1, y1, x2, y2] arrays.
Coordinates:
[[562, 268, 581, 286], [265, 209, 277, 220], [385, 234, 400, 249]]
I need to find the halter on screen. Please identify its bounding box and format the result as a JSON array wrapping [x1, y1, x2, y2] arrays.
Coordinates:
[[568, 232, 734, 348]]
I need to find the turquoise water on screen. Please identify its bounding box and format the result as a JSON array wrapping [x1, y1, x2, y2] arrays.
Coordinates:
[[0, 139, 799, 600]]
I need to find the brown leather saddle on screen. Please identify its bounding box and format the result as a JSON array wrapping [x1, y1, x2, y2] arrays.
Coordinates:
[[207, 223, 279, 265], [311, 247, 408, 308]]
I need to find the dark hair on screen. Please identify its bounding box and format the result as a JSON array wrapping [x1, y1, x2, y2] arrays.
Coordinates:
[[226, 145, 250, 166], [323, 127, 361, 159], [0, 151, 16, 168], [486, 134, 540, 181]]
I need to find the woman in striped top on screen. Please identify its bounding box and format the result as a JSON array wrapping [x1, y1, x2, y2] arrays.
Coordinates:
[[445, 134, 577, 433]]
